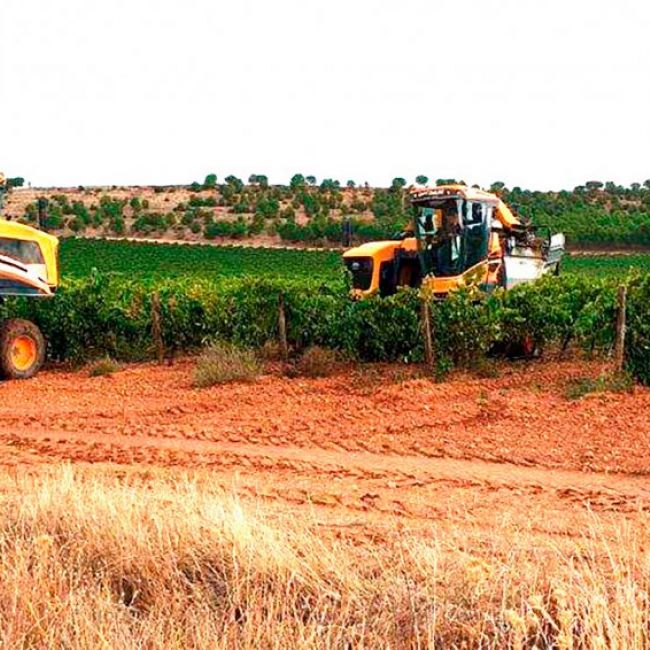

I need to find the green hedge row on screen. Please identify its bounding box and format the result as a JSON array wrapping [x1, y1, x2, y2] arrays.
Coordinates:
[[2, 273, 649, 384]]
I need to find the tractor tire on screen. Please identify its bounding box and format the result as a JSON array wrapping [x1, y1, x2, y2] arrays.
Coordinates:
[[0, 319, 46, 380]]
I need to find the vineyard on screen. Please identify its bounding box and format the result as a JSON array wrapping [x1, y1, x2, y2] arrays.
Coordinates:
[[60, 237, 650, 280], [4, 266, 650, 384], [61, 238, 341, 280]]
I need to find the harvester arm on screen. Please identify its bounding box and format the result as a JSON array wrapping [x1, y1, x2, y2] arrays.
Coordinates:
[[494, 199, 524, 231]]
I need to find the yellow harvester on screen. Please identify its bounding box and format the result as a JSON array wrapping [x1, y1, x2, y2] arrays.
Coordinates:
[[0, 173, 59, 379], [343, 184, 564, 298]]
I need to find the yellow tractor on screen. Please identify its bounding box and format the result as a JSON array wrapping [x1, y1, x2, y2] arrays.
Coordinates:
[[0, 173, 59, 379], [343, 184, 564, 298]]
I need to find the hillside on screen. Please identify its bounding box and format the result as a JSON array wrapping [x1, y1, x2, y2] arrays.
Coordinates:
[[4, 176, 650, 248]]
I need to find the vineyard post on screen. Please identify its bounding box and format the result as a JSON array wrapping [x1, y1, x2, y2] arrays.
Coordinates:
[[278, 292, 289, 361], [151, 292, 165, 365], [614, 284, 627, 372], [421, 297, 434, 369]]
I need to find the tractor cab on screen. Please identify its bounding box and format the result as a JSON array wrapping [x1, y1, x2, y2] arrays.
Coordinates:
[[411, 186, 493, 282], [0, 220, 59, 296]]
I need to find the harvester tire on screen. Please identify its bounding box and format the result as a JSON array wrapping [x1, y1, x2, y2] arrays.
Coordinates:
[[0, 319, 46, 380], [507, 334, 539, 359]]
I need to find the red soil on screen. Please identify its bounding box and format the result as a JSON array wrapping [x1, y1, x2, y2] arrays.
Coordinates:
[[1, 358, 649, 539]]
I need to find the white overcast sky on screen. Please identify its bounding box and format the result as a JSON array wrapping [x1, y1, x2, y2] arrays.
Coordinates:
[[1, 0, 648, 190]]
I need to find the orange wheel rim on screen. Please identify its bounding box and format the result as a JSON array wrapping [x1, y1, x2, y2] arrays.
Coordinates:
[[11, 336, 38, 371]]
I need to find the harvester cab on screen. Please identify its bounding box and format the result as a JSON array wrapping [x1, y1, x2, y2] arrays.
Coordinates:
[[0, 172, 59, 379], [343, 184, 564, 298]]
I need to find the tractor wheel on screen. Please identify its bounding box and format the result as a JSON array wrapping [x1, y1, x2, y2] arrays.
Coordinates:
[[0, 319, 46, 380]]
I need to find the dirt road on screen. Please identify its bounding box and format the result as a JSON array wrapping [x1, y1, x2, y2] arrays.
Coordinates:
[[2, 358, 649, 541]]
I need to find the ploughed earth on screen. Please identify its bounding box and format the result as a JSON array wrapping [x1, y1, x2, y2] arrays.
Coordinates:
[[2, 358, 649, 544]]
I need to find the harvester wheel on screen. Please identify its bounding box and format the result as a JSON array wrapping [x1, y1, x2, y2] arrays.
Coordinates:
[[507, 334, 539, 359], [0, 319, 46, 380]]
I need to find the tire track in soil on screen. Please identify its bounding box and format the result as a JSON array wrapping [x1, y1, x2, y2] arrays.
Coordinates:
[[2, 358, 650, 540], [2, 427, 650, 519]]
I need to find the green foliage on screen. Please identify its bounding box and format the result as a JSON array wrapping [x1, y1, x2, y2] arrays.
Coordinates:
[[564, 371, 633, 400], [187, 195, 217, 208], [203, 173, 217, 189], [3, 269, 649, 385], [290, 174, 305, 190], [60, 238, 342, 280], [224, 176, 244, 193], [13, 177, 650, 247], [626, 274, 650, 384]]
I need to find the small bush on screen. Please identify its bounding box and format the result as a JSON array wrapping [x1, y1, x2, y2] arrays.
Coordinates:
[[259, 340, 285, 362], [292, 346, 340, 378], [193, 341, 261, 388], [564, 370, 634, 400], [88, 357, 122, 377]]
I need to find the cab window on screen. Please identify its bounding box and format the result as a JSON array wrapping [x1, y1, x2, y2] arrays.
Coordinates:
[[0, 238, 45, 265]]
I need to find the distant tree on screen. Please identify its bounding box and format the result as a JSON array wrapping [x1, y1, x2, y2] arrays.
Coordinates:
[[631, 182, 641, 192], [644, 180, 650, 190], [346, 180, 356, 188], [248, 174, 268, 188], [290, 174, 305, 189], [436, 178, 456, 186], [224, 175, 244, 192], [7, 177, 25, 188], [415, 175, 429, 185], [320, 178, 338, 191], [391, 177, 407, 189], [585, 180, 603, 192], [305, 176, 317, 186], [203, 173, 217, 189], [490, 181, 506, 192]]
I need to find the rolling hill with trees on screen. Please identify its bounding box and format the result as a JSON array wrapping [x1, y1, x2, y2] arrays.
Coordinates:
[[4, 175, 650, 248]]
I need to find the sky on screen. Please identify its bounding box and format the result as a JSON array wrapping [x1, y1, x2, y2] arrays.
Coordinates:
[[1, 0, 648, 190]]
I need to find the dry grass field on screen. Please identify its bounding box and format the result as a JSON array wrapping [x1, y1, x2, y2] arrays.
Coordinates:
[[1, 358, 649, 647]]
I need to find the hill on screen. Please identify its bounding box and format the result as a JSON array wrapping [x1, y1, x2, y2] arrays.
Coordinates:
[[4, 176, 650, 248]]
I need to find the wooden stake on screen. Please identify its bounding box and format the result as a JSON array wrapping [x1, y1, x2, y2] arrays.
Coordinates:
[[614, 284, 627, 372], [278, 293, 289, 361], [151, 292, 165, 365], [421, 298, 434, 368]]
